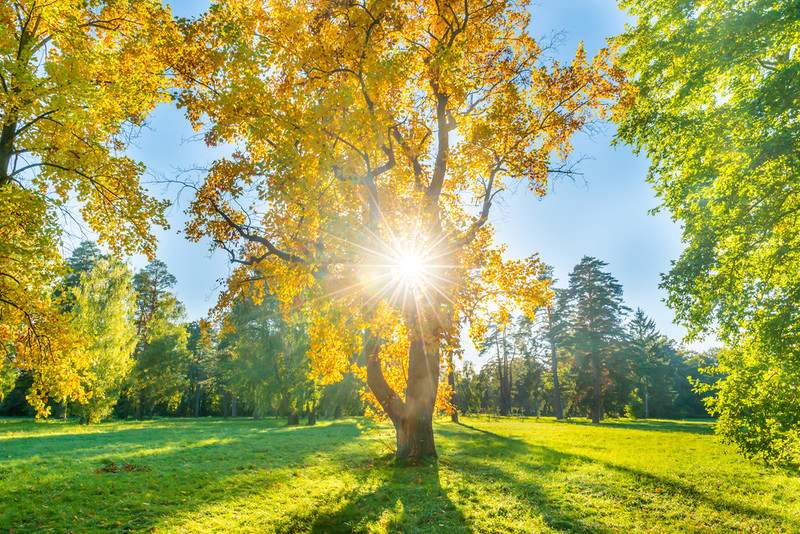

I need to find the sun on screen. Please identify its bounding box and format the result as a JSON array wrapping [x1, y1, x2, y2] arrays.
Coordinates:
[[393, 252, 427, 290]]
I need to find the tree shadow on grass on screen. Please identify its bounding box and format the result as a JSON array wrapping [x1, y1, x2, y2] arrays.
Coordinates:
[[446, 422, 797, 532], [271, 424, 613, 534], [564, 419, 716, 435], [273, 458, 472, 534], [0, 418, 368, 533]]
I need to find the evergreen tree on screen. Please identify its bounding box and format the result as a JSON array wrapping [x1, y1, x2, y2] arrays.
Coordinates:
[[625, 309, 675, 419], [563, 257, 628, 423], [536, 265, 567, 419], [126, 260, 189, 419]]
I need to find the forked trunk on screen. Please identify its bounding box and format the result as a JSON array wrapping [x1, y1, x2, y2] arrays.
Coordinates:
[[366, 331, 440, 460]]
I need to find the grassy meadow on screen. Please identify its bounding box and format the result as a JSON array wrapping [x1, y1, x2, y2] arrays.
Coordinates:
[[0, 416, 797, 533]]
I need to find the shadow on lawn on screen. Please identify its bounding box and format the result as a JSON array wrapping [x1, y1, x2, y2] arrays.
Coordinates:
[[3, 419, 794, 533], [566, 419, 716, 435], [272, 424, 611, 534], [448, 422, 797, 532], [1, 419, 366, 533], [273, 459, 470, 534]]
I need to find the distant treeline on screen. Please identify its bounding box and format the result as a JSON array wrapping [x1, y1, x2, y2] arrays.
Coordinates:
[[453, 258, 719, 421], [0, 245, 716, 424], [0, 242, 364, 423]]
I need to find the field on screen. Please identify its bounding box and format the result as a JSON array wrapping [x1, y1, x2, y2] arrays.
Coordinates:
[[0, 416, 797, 533]]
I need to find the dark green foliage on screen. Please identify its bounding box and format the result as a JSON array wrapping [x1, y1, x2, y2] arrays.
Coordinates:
[[562, 257, 628, 423], [453, 259, 711, 422]]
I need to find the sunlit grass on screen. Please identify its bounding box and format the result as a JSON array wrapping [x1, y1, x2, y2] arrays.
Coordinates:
[[1, 416, 797, 533]]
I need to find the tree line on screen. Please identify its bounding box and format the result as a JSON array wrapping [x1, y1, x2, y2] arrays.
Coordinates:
[[0, 242, 364, 423], [1, 248, 716, 427], [455, 258, 718, 421]]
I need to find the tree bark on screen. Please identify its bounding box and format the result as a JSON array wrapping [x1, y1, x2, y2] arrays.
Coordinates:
[[193, 385, 201, 417], [231, 396, 237, 418], [447, 351, 458, 423], [547, 308, 564, 419], [591, 355, 601, 424], [644, 381, 649, 419], [366, 331, 439, 459]]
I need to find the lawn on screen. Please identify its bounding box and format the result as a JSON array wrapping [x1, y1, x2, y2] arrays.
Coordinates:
[[0, 416, 797, 533]]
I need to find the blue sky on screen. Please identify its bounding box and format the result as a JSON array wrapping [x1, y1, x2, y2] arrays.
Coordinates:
[[120, 0, 717, 355]]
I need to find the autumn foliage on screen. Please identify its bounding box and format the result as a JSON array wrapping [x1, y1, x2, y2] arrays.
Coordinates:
[[175, 0, 628, 457], [0, 0, 176, 411]]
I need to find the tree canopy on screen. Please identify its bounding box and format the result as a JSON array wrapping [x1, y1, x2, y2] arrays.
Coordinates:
[[0, 0, 176, 412], [176, 0, 628, 458], [616, 0, 800, 463]]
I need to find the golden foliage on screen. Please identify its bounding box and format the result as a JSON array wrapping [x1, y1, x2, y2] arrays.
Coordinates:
[[0, 1, 178, 413], [177, 0, 629, 429]]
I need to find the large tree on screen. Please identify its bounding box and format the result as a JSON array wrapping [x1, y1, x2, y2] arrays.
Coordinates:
[[178, 0, 627, 458], [616, 0, 799, 462], [0, 0, 174, 412]]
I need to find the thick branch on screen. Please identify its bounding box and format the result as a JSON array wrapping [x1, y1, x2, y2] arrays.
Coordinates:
[[364, 333, 405, 425]]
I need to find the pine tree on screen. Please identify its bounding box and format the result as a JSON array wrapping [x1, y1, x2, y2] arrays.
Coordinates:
[[563, 257, 628, 423]]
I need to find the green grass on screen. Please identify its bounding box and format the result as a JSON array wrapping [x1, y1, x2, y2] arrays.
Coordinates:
[[0, 416, 797, 533]]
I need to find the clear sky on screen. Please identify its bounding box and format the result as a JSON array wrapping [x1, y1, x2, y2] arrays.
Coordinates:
[[116, 0, 717, 358]]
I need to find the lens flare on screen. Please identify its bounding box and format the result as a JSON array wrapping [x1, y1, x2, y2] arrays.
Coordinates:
[[393, 252, 427, 290]]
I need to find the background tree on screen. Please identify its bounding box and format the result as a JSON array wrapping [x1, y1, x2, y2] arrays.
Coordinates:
[[562, 257, 628, 423], [126, 260, 189, 419], [221, 293, 312, 423], [182, 321, 217, 417], [616, 0, 799, 462], [536, 265, 566, 419], [453, 362, 482, 415], [69, 256, 137, 423], [177, 0, 627, 458], [60, 241, 103, 307], [0, 0, 174, 412], [478, 316, 532, 416], [512, 347, 549, 417], [624, 309, 675, 419], [128, 314, 190, 419]]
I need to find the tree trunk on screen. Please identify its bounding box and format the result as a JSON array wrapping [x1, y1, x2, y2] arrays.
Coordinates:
[[550, 341, 563, 420], [231, 396, 237, 418], [591, 356, 601, 424], [366, 332, 439, 459], [447, 351, 458, 423], [287, 411, 299, 425], [644, 381, 649, 419], [396, 406, 436, 458], [307, 407, 316, 426], [193, 385, 201, 417], [496, 336, 511, 416]]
